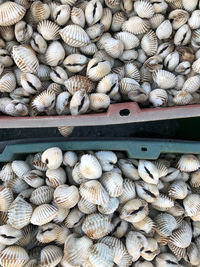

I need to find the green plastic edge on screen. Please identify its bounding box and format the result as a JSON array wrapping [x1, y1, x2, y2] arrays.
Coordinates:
[[0, 140, 200, 162]]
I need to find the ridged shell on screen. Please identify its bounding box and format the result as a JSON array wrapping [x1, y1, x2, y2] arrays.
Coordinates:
[[60, 25, 90, 47], [138, 160, 159, 184], [134, 1, 154, 19], [41, 147, 63, 170], [168, 180, 188, 199], [119, 178, 136, 204], [65, 207, 84, 228], [154, 213, 177, 237], [111, 11, 126, 32], [173, 91, 193, 106], [64, 75, 94, 95], [0, 186, 14, 212], [79, 154, 102, 179], [31, 204, 58, 226], [87, 58, 111, 81], [149, 89, 168, 107], [122, 16, 150, 35], [0, 246, 29, 267], [151, 194, 174, 211], [132, 216, 155, 234], [40, 245, 63, 267], [98, 197, 119, 214], [183, 0, 198, 11], [8, 196, 33, 229], [30, 1, 50, 22], [46, 167, 66, 187], [100, 171, 123, 197], [36, 223, 59, 243], [54, 184, 79, 209], [45, 41, 65, 67], [183, 194, 200, 216], [190, 170, 200, 187], [89, 93, 110, 111], [182, 76, 200, 93], [141, 30, 158, 56], [82, 212, 113, 240], [63, 152, 78, 168], [153, 70, 177, 89], [88, 243, 114, 267], [78, 197, 97, 214], [169, 221, 192, 248], [32, 152, 47, 171], [0, 2, 26, 26], [104, 38, 124, 59], [37, 20, 60, 41], [0, 163, 15, 182], [71, 7, 85, 28], [178, 154, 200, 172], [23, 170, 44, 188], [12, 45, 39, 74], [135, 180, 159, 203], [0, 72, 16, 93], [156, 20, 173, 40]]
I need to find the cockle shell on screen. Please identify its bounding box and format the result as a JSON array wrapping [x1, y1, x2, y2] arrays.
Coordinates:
[[169, 9, 189, 30], [183, 0, 198, 12], [100, 171, 123, 197], [89, 93, 110, 111], [168, 180, 188, 199], [122, 16, 150, 35], [64, 75, 94, 95], [153, 70, 177, 89], [63, 151, 78, 167], [60, 25, 90, 47], [7, 177, 29, 194], [30, 186, 54, 205], [0, 186, 14, 212], [95, 151, 117, 171], [65, 207, 84, 228], [40, 245, 63, 267], [88, 243, 114, 267], [63, 54, 88, 73], [46, 167, 66, 188], [54, 184, 79, 209], [154, 213, 177, 237], [87, 58, 111, 81], [156, 20, 172, 40], [155, 253, 179, 267], [0, 72, 16, 93], [96, 73, 118, 98], [135, 180, 159, 203], [11, 160, 31, 178], [169, 221, 192, 249], [15, 21, 33, 44], [111, 11, 126, 32], [53, 4, 71, 26], [151, 194, 174, 211], [0, 2, 26, 26], [98, 197, 119, 214], [173, 91, 193, 106], [32, 89, 56, 113], [178, 154, 200, 172], [37, 20, 60, 41], [12, 45, 39, 74], [141, 238, 160, 261], [182, 76, 200, 93], [149, 89, 168, 107], [183, 194, 200, 216], [0, 246, 29, 267], [0, 225, 22, 245], [36, 223, 59, 243], [78, 197, 97, 214], [31, 204, 58, 226], [0, 163, 15, 182], [134, 0, 154, 19], [103, 38, 124, 59], [41, 147, 63, 170], [71, 7, 85, 28], [45, 41, 65, 67], [85, 0, 103, 26], [138, 160, 159, 184], [23, 170, 44, 188], [30, 1, 50, 22], [100, 8, 112, 31], [79, 154, 102, 179], [119, 178, 136, 204], [21, 72, 42, 94], [132, 216, 155, 234], [30, 33, 47, 54], [70, 89, 90, 115], [32, 152, 47, 171]]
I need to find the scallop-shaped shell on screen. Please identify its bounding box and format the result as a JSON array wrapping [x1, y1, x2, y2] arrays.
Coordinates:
[[114, 32, 139, 51], [169, 221, 192, 249], [0, 72, 16, 93], [12, 45, 39, 74], [132, 216, 155, 234], [192, 58, 200, 74], [11, 160, 31, 178], [15, 21, 33, 44], [32, 152, 47, 171], [151, 194, 174, 211], [141, 238, 160, 261], [79, 154, 102, 179], [89, 93, 110, 111], [138, 160, 159, 184], [16, 224, 34, 247], [45, 41, 65, 67], [149, 89, 168, 107], [96, 73, 118, 98], [0, 163, 15, 182], [53, 4, 71, 26], [88, 243, 114, 267], [0, 246, 29, 267], [46, 167, 66, 187], [30, 1, 50, 22], [60, 25, 90, 47], [23, 259, 38, 267], [104, 38, 124, 59], [135, 180, 159, 203], [80, 43, 98, 56], [85, 0, 103, 26], [0, 2, 26, 26], [7, 177, 29, 194], [30, 186, 54, 206], [153, 70, 177, 89], [0, 186, 14, 212], [124, 63, 140, 82], [178, 154, 200, 172], [82, 213, 113, 239], [100, 8, 112, 32], [183, 193, 200, 216], [119, 178, 136, 204], [122, 16, 150, 35], [71, 7, 85, 28], [31, 204, 58, 226], [190, 170, 200, 188], [95, 151, 117, 172], [78, 197, 97, 214], [65, 207, 84, 228], [150, 14, 165, 30], [155, 253, 179, 267], [173, 91, 193, 106], [134, 0, 154, 19], [54, 184, 79, 209], [154, 213, 177, 237], [156, 20, 172, 40], [41, 147, 63, 170], [80, 180, 109, 206], [36, 223, 59, 243], [32, 89, 56, 113], [168, 180, 188, 199], [169, 10, 189, 30], [23, 170, 44, 188], [64, 75, 94, 95], [182, 76, 200, 93], [98, 197, 119, 215], [87, 58, 111, 81], [141, 30, 158, 56], [40, 245, 63, 267], [100, 171, 123, 197], [37, 20, 60, 41], [183, 0, 198, 11], [111, 11, 126, 32], [119, 78, 139, 95], [8, 196, 33, 229]]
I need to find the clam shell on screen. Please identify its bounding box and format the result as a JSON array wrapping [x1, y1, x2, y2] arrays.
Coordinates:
[[156, 20, 172, 40], [0, 246, 29, 267], [71, 7, 85, 28], [114, 32, 139, 51], [80, 180, 109, 206], [0, 2, 26, 26], [63, 54, 88, 73], [60, 25, 90, 47], [122, 16, 150, 35], [149, 89, 168, 107], [154, 213, 177, 237], [41, 147, 63, 170], [36, 223, 59, 243], [98, 197, 119, 214], [40, 245, 63, 267], [31, 204, 58, 226], [30, 1, 50, 22], [111, 11, 126, 32], [96, 73, 118, 98], [135, 180, 159, 203], [168, 180, 188, 199], [88, 243, 114, 267], [54, 184, 79, 209], [32, 152, 47, 171], [0, 163, 15, 182], [15, 21, 33, 44], [183, 193, 200, 216], [134, 0, 154, 19], [8, 196, 33, 229], [12, 45, 39, 74], [95, 151, 117, 171], [23, 259, 38, 267], [169, 9, 189, 30], [155, 253, 179, 266], [32, 89, 56, 113], [79, 154, 102, 179], [16, 224, 34, 247], [119, 78, 140, 95], [100, 8, 112, 31], [63, 151, 78, 167], [23, 170, 44, 188], [45, 41, 65, 67], [7, 177, 29, 194], [150, 14, 165, 29], [183, 0, 198, 11], [11, 160, 31, 178], [80, 43, 98, 56], [104, 38, 124, 59], [85, 0, 103, 26], [78, 197, 97, 214], [141, 238, 160, 261], [182, 76, 200, 93], [46, 167, 66, 187], [169, 221, 192, 248], [53, 4, 71, 26], [119, 178, 136, 204], [0, 26, 14, 42], [151, 194, 174, 211], [118, 159, 139, 179], [82, 213, 113, 239], [138, 160, 159, 184], [153, 70, 177, 89], [70, 89, 90, 115], [100, 171, 123, 197], [65, 207, 84, 228], [132, 216, 155, 234], [125, 63, 140, 82], [190, 170, 200, 187], [141, 30, 158, 56], [37, 20, 60, 41], [178, 154, 200, 172], [0, 186, 14, 212], [187, 242, 200, 266], [87, 58, 111, 81], [64, 75, 94, 95], [173, 91, 193, 106], [89, 93, 110, 111]]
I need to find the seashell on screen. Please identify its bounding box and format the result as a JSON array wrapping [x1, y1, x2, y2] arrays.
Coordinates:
[[132, 216, 155, 234], [63, 54, 88, 73], [126, 231, 148, 262], [138, 160, 160, 184], [30, 1, 50, 22], [78, 197, 97, 214], [89, 93, 110, 111], [124, 63, 140, 83], [21, 72, 42, 94], [0, 72, 16, 93], [63, 151, 78, 168], [32, 89, 56, 113], [156, 20, 172, 40], [135, 180, 159, 203], [154, 213, 177, 237], [0, 163, 15, 182], [58, 126, 74, 137], [119, 49, 138, 62], [31, 204, 58, 226], [24, 259, 38, 267], [30, 33, 47, 54], [11, 160, 31, 178], [80, 180, 109, 206], [120, 0, 133, 13], [100, 8, 112, 32], [30, 186, 54, 205], [182, 76, 200, 94], [190, 170, 200, 188], [3, 100, 28, 117], [0, 212, 8, 225], [135, 261, 154, 267], [0, 186, 14, 212], [134, 0, 154, 19], [0, 246, 29, 267], [144, 55, 163, 73], [178, 154, 200, 172], [119, 78, 140, 95], [0, 225, 22, 245], [15, 21, 33, 44], [41, 147, 63, 170], [119, 178, 136, 204], [151, 0, 168, 13], [155, 253, 179, 267], [153, 70, 177, 89], [101, 236, 132, 267], [12, 45, 39, 74], [94, 49, 114, 67], [79, 154, 102, 179], [168, 180, 188, 199], [122, 16, 150, 35], [192, 57, 200, 74], [150, 14, 165, 30], [192, 29, 200, 49], [152, 195, 174, 213], [46, 167, 66, 187], [64, 75, 94, 95], [169, 10, 189, 30], [23, 170, 44, 188], [103, 38, 124, 59], [157, 42, 174, 59], [37, 20, 60, 41], [87, 58, 111, 81], [40, 245, 63, 267], [32, 152, 47, 171], [80, 43, 98, 56], [60, 25, 90, 47], [141, 30, 158, 56], [36, 223, 59, 243], [85, 0, 103, 26], [186, 242, 200, 265], [0, 2, 26, 26], [54, 184, 79, 209], [120, 198, 148, 223], [183, 0, 198, 11], [64, 233, 93, 265], [16, 224, 34, 247], [173, 91, 193, 106], [71, 7, 85, 28], [183, 193, 200, 216], [8, 196, 33, 229], [86, 23, 104, 43], [50, 66, 68, 85], [65, 207, 84, 228], [111, 11, 126, 32], [70, 89, 89, 115], [96, 73, 118, 98], [56, 91, 70, 115], [53, 4, 71, 26], [45, 41, 65, 67], [175, 61, 191, 75], [164, 51, 179, 71], [98, 197, 119, 214], [128, 86, 148, 103], [114, 32, 139, 51], [169, 221, 192, 249], [0, 48, 13, 67], [7, 177, 29, 194], [149, 89, 168, 107], [100, 171, 123, 197], [141, 238, 160, 261], [174, 24, 191, 46], [88, 243, 114, 267]]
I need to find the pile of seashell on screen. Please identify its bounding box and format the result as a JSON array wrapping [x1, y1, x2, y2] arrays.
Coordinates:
[[1, 147, 200, 266], [2, 0, 200, 117]]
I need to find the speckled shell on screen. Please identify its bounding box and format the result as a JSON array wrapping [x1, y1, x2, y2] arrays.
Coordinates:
[[0, 246, 29, 267], [0, 2, 26, 26]]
